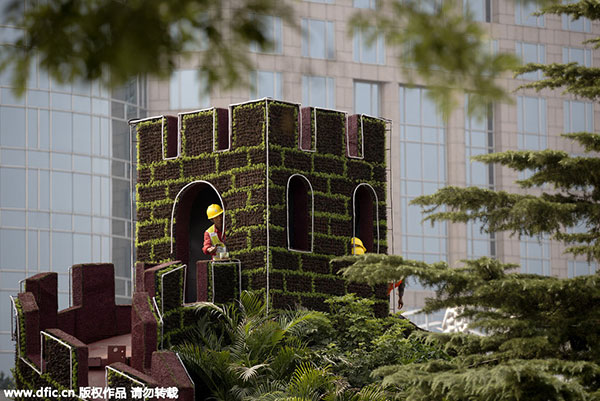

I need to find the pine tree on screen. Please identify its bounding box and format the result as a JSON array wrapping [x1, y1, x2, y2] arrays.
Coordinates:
[[338, 2, 600, 400]]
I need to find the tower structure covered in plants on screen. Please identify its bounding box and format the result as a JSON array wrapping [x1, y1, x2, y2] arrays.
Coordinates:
[[134, 98, 390, 315]]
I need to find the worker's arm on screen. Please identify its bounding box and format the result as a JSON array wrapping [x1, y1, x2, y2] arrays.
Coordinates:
[[203, 231, 215, 255]]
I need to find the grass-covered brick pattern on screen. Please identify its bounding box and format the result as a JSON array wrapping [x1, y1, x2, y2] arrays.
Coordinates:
[[43, 335, 72, 389], [135, 99, 388, 316], [13, 331, 85, 401]]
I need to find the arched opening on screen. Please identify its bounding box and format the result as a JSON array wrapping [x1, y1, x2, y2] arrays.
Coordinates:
[[287, 174, 313, 252], [171, 181, 223, 302], [353, 184, 379, 253]]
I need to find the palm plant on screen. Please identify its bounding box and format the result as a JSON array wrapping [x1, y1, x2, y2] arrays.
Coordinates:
[[240, 363, 389, 401], [174, 291, 326, 401]]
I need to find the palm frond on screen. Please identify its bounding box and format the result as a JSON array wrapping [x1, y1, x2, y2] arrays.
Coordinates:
[[230, 363, 270, 382]]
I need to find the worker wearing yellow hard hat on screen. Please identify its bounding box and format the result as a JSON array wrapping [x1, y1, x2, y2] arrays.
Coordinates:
[[350, 237, 366, 255], [203, 204, 227, 259]]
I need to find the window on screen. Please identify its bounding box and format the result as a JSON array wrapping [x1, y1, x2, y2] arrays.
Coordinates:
[[354, 0, 376, 8], [0, 167, 25, 208], [169, 70, 210, 110], [568, 261, 597, 277], [406, 0, 443, 14], [520, 235, 550, 275], [287, 175, 313, 252], [465, 102, 494, 188], [515, 0, 544, 27], [250, 15, 283, 54], [399, 86, 447, 269], [467, 221, 496, 258], [563, 47, 592, 67], [464, 0, 491, 22], [516, 42, 545, 80], [518, 96, 546, 150], [354, 81, 380, 116], [302, 76, 335, 109], [562, 0, 591, 32], [353, 184, 379, 253], [301, 19, 335, 59], [564, 101, 593, 134], [517, 96, 547, 179], [0, 106, 25, 147], [353, 27, 385, 65], [250, 71, 282, 100], [465, 100, 495, 258]]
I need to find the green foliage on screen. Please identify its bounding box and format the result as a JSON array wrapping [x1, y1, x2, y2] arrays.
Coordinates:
[[174, 291, 325, 400], [173, 291, 445, 400], [304, 294, 448, 388], [324, 294, 387, 350], [14, 297, 26, 357], [412, 133, 600, 262], [0, 0, 293, 95], [338, 255, 600, 399]]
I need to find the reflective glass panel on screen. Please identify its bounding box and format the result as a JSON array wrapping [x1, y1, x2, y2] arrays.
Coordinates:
[[51, 171, 72, 212], [0, 106, 25, 147], [0, 167, 25, 207]]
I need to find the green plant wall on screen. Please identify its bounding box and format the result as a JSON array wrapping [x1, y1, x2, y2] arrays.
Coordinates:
[[135, 99, 389, 316]]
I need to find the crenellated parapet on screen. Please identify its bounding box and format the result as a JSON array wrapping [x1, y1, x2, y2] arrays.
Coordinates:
[[13, 264, 194, 400]]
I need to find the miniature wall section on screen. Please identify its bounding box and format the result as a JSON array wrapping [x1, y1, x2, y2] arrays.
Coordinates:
[[16, 292, 40, 360], [63, 263, 131, 344], [131, 291, 158, 373], [18, 270, 120, 356], [151, 352, 195, 401], [13, 327, 89, 399], [42, 328, 89, 389], [135, 261, 201, 351], [24, 272, 58, 330], [13, 265, 134, 398], [134, 99, 389, 315]]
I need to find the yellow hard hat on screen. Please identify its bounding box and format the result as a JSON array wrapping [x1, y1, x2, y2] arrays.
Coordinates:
[[351, 237, 366, 255], [206, 204, 223, 219]]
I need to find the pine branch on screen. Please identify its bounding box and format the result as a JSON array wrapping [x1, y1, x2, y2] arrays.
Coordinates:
[[563, 132, 600, 153], [516, 63, 600, 100], [473, 149, 600, 192], [412, 186, 583, 237], [541, 0, 600, 21]]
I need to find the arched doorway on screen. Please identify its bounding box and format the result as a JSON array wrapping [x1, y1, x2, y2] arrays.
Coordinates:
[[170, 181, 223, 302], [287, 174, 314, 252], [353, 184, 379, 253]]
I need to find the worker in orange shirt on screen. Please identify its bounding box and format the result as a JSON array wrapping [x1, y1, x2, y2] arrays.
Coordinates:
[[388, 280, 404, 310], [351, 237, 404, 309], [203, 204, 227, 259]]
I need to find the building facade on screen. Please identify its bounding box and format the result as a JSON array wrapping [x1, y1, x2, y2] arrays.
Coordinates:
[[1, 0, 598, 374]]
